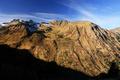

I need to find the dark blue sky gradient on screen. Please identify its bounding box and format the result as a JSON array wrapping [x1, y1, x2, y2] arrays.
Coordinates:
[[0, 0, 71, 14]]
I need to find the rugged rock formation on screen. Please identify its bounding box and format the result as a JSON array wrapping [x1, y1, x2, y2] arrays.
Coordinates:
[[0, 20, 120, 77], [0, 23, 29, 47], [0, 44, 93, 80], [2, 44, 120, 80]]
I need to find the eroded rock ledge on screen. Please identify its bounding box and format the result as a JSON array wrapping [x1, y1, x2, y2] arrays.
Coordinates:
[[0, 20, 120, 77]]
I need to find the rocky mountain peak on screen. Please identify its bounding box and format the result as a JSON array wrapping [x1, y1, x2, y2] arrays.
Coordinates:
[[0, 23, 29, 47], [0, 20, 119, 77]]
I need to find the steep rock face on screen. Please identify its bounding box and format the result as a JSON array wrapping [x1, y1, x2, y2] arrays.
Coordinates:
[[0, 23, 29, 47], [0, 21, 119, 77]]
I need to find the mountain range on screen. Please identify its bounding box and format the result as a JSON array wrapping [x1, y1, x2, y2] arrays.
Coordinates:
[[0, 19, 120, 80]]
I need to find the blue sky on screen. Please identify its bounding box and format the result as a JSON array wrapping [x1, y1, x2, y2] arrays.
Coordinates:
[[0, 0, 120, 29]]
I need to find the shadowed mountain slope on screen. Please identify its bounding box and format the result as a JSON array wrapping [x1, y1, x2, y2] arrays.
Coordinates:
[[0, 44, 119, 80], [0, 20, 119, 77]]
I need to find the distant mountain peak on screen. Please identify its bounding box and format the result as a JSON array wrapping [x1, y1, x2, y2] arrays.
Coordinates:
[[111, 27, 120, 33]]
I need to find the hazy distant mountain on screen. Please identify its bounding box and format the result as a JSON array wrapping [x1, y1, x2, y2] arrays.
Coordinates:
[[111, 27, 120, 33], [0, 20, 119, 79]]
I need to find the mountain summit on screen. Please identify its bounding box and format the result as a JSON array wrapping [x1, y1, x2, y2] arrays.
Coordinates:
[[0, 20, 120, 77]]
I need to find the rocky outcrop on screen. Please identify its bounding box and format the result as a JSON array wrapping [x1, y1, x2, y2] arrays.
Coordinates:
[[0, 20, 120, 77], [0, 22, 29, 47]]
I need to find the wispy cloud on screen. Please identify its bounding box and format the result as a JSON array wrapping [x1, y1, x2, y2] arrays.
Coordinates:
[[34, 12, 70, 20], [0, 12, 69, 24], [61, 0, 120, 29], [0, 0, 120, 29], [0, 13, 48, 23]]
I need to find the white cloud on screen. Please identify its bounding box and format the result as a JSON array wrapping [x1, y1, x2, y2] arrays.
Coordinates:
[[34, 12, 69, 20], [0, 2, 120, 29], [0, 13, 48, 24], [61, 0, 120, 29], [0, 12, 69, 24]]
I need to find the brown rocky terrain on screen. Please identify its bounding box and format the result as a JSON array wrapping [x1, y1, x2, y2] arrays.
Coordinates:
[[111, 27, 120, 46], [111, 27, 120, 33], [0, 20, 120, 77]]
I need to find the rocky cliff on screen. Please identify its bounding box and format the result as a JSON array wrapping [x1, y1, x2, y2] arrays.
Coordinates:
[[0, 20, 120, 77]]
